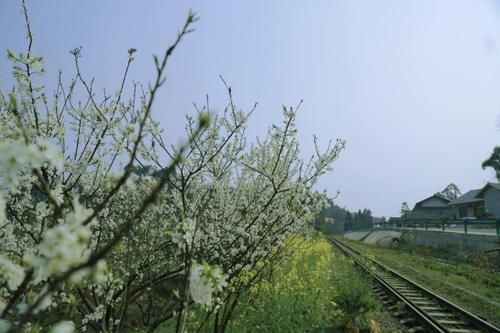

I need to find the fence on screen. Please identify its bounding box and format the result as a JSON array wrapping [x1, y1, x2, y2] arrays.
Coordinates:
[[384, 217, 500, 236]]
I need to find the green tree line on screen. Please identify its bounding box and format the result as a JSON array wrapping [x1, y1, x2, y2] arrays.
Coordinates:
[[315, 198, 379, 233]]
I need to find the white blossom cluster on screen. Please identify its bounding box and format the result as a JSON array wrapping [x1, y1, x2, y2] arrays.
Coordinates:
[[0, 256, 25, 292], [0, 137, 63, 192], [51, 320, 75, 333], [189, 261, 227, 308], [25, 200, 94, 283]]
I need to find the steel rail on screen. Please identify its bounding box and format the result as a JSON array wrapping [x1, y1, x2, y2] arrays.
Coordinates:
[[329, 236, 446, 332], [327, 236, 500, 333], [337, 238, 499, 333]]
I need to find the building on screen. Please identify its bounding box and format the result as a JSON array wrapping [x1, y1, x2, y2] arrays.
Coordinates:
[[448, 189, 485, 219], [475, 183, 500, 219], [408, 194, 454, 219]]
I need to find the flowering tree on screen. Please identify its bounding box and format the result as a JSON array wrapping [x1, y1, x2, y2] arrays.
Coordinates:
[[436, 183, 461, 201], [0, 2, 203, 332], [0, 2, 345, 332]]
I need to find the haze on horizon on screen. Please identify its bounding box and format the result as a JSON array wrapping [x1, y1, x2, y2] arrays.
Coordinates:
[[1, 0, 499, 217]]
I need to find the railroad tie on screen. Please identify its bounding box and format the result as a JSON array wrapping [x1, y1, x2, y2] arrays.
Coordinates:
[[447, 329, 482, 333]]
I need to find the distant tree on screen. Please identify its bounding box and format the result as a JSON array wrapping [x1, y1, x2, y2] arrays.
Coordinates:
[[348, 209, 373, 230], [363, 209, 373, 228], [482, 146, 500, 181], [438, 183, 462, 201], [380, 216, 387, 224], [315, 200, 378, 232], [354, 209, 362, 228], [400, 202, 410, 217], [345, 211, 353, 231], [314, 198, 350, 232]]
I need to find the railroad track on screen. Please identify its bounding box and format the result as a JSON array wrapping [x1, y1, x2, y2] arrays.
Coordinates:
[[327, 236, 500, 333]]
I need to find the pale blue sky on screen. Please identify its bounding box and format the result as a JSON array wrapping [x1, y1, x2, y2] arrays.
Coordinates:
[[1, 1, 500, 217]]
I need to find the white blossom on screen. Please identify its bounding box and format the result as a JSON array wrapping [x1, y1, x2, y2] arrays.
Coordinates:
[[81, 305, 104, 326], [0, 320, 11, 333], [35, 201, 51, 222], [26, 200, 93, 282], [35, 137, 64, 171], [51, 320, 75, 333], [189, 262, 227, 308], [0, 255, 25, 290]]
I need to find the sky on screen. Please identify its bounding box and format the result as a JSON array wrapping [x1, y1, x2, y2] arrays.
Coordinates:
[[1, 1, 500, 217]]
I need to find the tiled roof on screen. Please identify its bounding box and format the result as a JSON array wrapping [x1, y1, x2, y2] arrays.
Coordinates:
[[414, 194, 450, 208], [448, 189, 483, 205], [476, 182, 500, 198]]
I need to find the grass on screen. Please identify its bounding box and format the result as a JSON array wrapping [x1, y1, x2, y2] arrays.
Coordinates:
[[157, 235, 338, 333], [157, 234, 414, 332], [229, 235, 411, 332], [227, 235, 337, 332], [158, 234, 406, 332], [330, 244, 405, 333], [340, 237, 500, 327]]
